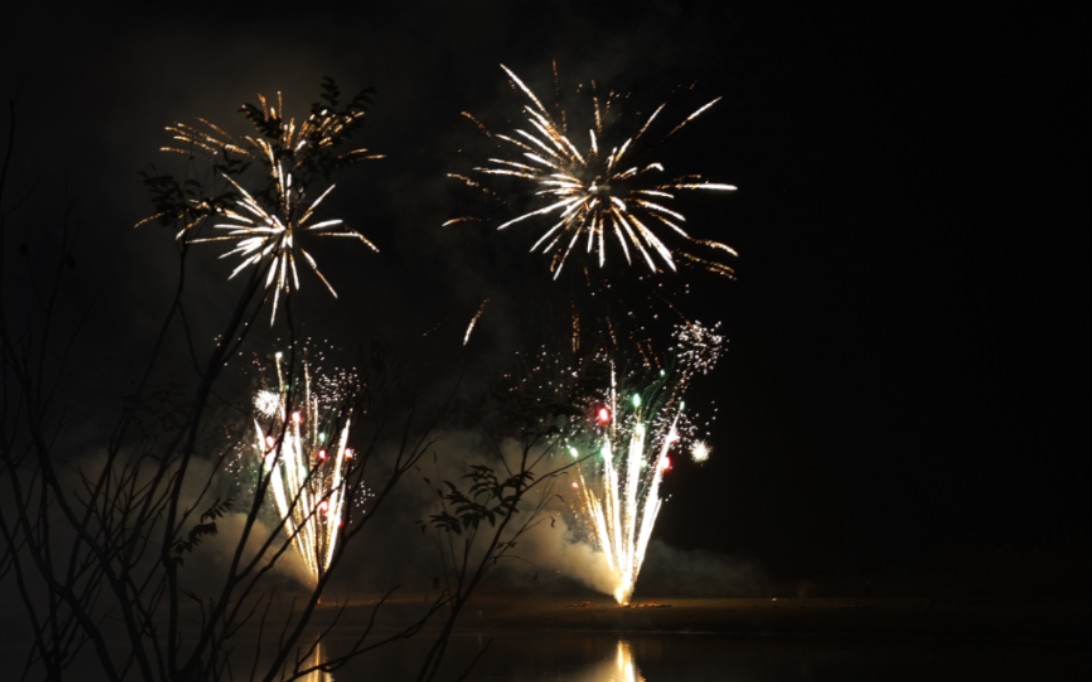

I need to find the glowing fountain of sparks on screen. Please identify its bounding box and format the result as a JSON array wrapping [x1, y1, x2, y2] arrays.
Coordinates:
[[252, 351, 356, 583], [450, 64, 737, 280], [564, 322, 723, 605], [570, 368, 680, 605]]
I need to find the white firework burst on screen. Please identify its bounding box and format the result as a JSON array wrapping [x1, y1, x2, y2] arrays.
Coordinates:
[[451, 64, 737, 280]]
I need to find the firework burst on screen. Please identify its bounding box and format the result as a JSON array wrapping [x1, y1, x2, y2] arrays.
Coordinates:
[[142, 85, 382, 324], [162, 88, 384, 184], [190, 165, 377, 325], [450, 64, 737, 280], [252, 351, 360, 583]]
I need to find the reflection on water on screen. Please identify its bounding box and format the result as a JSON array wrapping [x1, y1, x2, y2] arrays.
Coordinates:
[[295, 641, 333, 682], [390, 628, 1083, 680], [279, 629, 1089, 681], [612, 641, 644, 682], [568, 640, 645, 682]]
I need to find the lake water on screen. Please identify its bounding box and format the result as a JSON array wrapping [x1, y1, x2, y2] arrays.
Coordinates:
[[3, 603, 1086, 680], [312, 630, 1090, 681]]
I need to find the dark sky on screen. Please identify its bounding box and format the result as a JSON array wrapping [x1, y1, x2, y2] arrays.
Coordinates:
[[3, 3, 1088, 589]]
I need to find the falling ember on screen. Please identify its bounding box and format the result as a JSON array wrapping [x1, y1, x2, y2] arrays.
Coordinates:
[[450, 64, 738, 280], [251, 352, 358, 584], [463, 298, 490, 346]]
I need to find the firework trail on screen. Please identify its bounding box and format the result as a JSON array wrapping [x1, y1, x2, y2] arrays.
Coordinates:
[[463, 298, 490, 346], [563, 322, 723, 605], [450, 64, 737, 280], [142, 88, 382, 324], [252, 351, 358, 583]]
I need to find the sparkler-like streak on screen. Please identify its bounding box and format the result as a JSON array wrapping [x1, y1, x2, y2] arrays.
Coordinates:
[[252, 352, 357, 583], [451, 65, 737, 280], [145, 89, 382, 324], [565, 322, 723, 605], [463, 298, 490, 346]]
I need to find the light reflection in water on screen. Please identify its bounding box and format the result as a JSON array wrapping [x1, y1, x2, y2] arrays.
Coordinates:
[[266, 630, 1088, 681], [295, 641, 333, 682], [568, 640, 645, 682]]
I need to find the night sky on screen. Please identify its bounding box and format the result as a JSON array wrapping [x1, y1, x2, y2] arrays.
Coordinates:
[[3, 3, 1088, 596]]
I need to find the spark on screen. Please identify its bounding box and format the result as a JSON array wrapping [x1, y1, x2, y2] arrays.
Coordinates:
[[254, 389, 281, 416], [671, 319, 725, 377], [451, 65, 737, 280], [251, 352, 358, 583], [690, 440, 711, 463], [571, 304, 582, 353]]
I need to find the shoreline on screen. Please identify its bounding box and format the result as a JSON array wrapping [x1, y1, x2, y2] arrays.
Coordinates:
[[306, 594, 1091, 645]]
